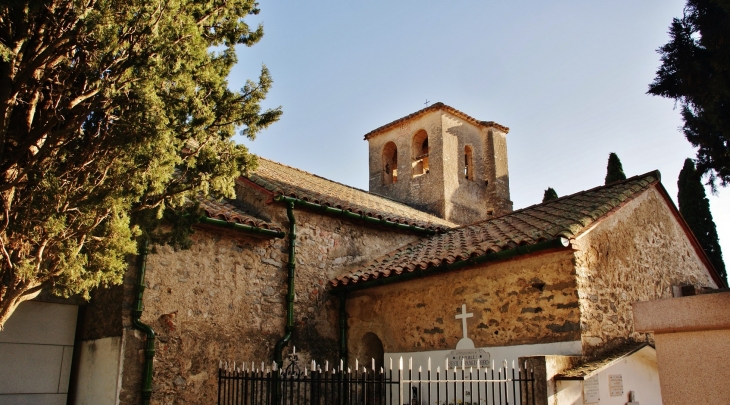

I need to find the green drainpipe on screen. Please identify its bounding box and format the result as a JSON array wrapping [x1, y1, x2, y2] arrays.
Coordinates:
[[132, 240, 155, 405], [338, 292, 348, 367], [333, 237, 572, 293], [273, 195, 437, 235], [198, 216, 285, 239], [274, 201, 297, 368]]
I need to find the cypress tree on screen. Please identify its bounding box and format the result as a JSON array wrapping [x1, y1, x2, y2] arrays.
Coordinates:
[[605, 153, 627, 184], [678, 159, 727, 283], [542, 188, 558, 202]]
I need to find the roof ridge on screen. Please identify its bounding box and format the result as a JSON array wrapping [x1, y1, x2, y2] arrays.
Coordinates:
[[257, 158, 457, 219], [253, 157, 458, 229], [443, 170, 661, 233], [363, 102, 509, 140], [258, 157, 372, 196]]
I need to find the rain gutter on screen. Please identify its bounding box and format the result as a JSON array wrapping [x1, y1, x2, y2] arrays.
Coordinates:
[[131, 240, 155, 405], [272, 195, 437, 235], [332, 237, 572, 294], [198, 216, 285, 239]]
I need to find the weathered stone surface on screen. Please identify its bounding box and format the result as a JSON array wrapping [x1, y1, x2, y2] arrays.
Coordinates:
[[573, 187, 717, 356], [366, 107, 512, 225], [117, 200, 421, 405], [346, 250, 580, 354]]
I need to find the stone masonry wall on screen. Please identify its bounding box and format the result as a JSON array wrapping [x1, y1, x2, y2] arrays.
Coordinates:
[[346, 250, 580, 356], [573, 186, 718, 357], [118, 204, 420, 405]]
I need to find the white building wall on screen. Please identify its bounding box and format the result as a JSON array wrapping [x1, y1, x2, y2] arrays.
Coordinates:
[[73, 336, 123, 405], [555, 347, 661, 405], [0, 301, 78, 405]]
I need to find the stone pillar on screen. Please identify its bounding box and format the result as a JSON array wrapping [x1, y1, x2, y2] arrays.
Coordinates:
[[519, 355, 581, 405]]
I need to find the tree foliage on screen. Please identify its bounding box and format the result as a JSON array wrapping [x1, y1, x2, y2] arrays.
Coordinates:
[[604, 153, 627, 184], [648, 0, 730, 186], [678, 158, 727, 283], [542, 187, 558, 203], [0, 0, 281, 327]]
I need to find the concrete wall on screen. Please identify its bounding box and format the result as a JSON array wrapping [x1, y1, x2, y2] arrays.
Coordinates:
[[0, 300, 77, 405], [346, 250, 580, 356], [633, 291, 730, 405], [73, 337, 123, 405], [366, 108, 511, 225], [554, 347, 660, 405], [572, 187, 718, 355], [117, 202, 420, 405]]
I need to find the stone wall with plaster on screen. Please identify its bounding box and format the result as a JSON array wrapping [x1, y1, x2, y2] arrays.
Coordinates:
[[572, 186, 718, 356], [346, 250, 579, 357], [118, 205, 421, 405]]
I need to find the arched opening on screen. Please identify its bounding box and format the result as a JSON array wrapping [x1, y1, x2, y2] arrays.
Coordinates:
[[361, 332, 384, 374], [411, 130, 429, 177], [464, 145, 474, 180], [382, 142, 398, 184]]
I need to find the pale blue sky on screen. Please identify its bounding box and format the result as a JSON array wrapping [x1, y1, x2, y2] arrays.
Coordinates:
[[229, 0, 728, 276]]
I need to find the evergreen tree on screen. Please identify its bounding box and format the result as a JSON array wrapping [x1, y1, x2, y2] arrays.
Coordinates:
[[605, 153, 627, 184], [678, 159, 727, 283], [0, 0, 282, 327], [542, 188, 558, 202], [648, 0, 730, 186]]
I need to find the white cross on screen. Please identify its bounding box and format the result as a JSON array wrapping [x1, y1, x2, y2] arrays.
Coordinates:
[[455, 304, 473, 340]]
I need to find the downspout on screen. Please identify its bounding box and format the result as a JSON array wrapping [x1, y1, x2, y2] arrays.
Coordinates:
[[274, 201, 297, 367], [338, 292, 348, 366], [131, 240, 155, 405]]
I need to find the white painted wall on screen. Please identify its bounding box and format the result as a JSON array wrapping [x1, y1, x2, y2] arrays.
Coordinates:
[[0, 301, 78, 405], [72, 336, 123, 405], [385, 340, 582, 405], [555, 347, 661, 405]]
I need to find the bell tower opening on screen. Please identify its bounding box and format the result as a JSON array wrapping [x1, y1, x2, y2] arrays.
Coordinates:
[[382, 142, 398, 185], [411, 130, 429, 177]]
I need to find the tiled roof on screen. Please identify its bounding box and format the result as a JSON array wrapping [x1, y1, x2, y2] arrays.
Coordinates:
[[363, 102, 509, 140], [199, 196, 282, 232], [555, 343, 651, 379], [331, 171, 660, 288], [244, 159, 456, 231]]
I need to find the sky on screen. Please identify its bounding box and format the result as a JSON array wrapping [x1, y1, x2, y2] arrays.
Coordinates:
[[227, 0, 728, 276]]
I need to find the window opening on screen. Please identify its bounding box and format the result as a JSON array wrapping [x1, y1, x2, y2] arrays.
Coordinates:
[[382, 142, 398, 184], [464, 145, 474, 180], [412, 130, 429, 177]]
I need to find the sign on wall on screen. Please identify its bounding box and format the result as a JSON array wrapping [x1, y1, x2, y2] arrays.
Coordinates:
[[583, 376, 600, 404], [447, 348, 491, 368], [609, 374, 623, 397]]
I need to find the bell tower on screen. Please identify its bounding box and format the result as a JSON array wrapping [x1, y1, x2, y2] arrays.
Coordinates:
[[365, 103, 512, 225]]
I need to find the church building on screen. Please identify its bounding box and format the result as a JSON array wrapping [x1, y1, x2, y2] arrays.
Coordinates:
[[4, 103, 721, 405]]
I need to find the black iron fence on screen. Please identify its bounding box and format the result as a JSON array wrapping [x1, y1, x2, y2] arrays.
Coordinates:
[[219, 356, 536, 405]]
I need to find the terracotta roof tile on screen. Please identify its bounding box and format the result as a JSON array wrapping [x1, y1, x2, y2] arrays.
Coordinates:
[[245, 159, 456, 231], [198, 196, 282, 232], [555, 343, 651, 379], [331, 171, 660, 288], [363, 102, 509, 140]]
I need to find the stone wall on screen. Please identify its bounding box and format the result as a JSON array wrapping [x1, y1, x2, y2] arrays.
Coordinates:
[[572, 186, 718, 356], [346, 250, 580, 355], [118, 204, 421, 405]]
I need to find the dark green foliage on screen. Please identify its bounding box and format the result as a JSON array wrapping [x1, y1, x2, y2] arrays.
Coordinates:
[[648, 0, 730, 186], [0, 0, 282, 326], [678, 159, 727, 283], [542, 188, 558, 202], [605, 153, 627, 184]]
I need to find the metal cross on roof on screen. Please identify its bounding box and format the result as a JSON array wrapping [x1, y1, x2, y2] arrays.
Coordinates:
[[424, 99, 430, 107]]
